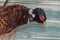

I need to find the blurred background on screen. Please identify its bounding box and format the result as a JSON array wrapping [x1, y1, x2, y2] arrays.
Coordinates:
[[0, 0, 60, 40]]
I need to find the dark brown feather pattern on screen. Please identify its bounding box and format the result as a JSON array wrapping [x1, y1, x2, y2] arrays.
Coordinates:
[[0, 5, 28, 34]]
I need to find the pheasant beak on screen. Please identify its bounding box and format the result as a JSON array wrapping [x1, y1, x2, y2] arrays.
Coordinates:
[[43, 22, 47, 26]]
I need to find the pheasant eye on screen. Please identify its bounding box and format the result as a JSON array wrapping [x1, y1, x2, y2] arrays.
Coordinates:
[[39, 15, 44, 22]]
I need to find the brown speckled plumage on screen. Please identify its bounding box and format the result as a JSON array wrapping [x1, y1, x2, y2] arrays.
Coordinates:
[[0, 5, 29, 34]]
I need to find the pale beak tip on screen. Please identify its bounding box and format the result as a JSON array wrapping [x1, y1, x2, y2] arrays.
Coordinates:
[[43, 22, 47, 26]]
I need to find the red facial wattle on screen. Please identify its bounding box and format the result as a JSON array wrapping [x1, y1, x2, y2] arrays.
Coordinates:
[[39, 15, 45, 22]]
